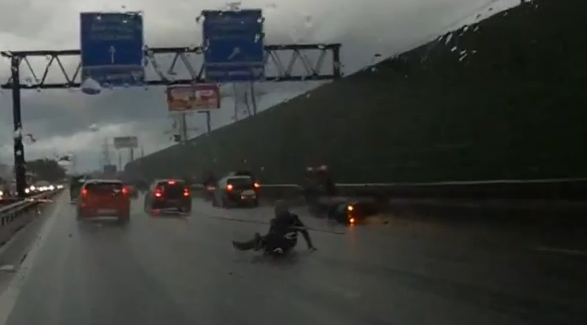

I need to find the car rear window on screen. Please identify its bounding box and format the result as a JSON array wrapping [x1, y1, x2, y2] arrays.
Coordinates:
[[232, 170, 254, 177], [156, 181, 186, 197], [85, 182, 123, 194], [227, 177, 254, 189]]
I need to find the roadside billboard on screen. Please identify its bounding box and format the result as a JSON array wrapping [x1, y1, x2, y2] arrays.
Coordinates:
[[167, 84, 220, 112], [113, 136, 138, 149]]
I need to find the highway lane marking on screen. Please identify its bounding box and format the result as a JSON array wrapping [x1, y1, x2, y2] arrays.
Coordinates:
[[0, 195, 65, 325], [530, 246, 587, 257]]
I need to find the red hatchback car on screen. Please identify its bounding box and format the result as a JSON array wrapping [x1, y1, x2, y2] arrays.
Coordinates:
[[76, 179, 131, 223]]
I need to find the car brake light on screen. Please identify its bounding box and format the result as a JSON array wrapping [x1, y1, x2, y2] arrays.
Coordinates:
[[226, 184, 233, 191], [253, 182, 260, 188], [154, 189, 162, 197], [82, 188, 88, 196], [122, 187, 129, 194], [168, 180, 176, 185], [183, 188, 190, 197]]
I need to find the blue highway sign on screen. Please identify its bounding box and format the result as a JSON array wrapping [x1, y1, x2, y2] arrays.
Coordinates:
[[202, 9, 265, 82], [80, 12, 145, 87]]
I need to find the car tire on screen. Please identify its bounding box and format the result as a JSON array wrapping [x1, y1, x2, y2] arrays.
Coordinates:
[[143, 199, 150, 213], [118, 212, 130, 224], [221, 197, 230, 209]]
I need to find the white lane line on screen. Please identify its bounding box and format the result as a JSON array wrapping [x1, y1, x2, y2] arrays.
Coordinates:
[[0, 196, 64, 325], [530, 246, 587, 257]]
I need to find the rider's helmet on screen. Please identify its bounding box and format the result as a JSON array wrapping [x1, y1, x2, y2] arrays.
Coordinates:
[[274, 199, 290, 216]]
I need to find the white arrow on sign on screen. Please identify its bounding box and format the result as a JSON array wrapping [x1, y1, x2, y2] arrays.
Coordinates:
[[227, 47, 241, 60], [109, 46, 116, 64]]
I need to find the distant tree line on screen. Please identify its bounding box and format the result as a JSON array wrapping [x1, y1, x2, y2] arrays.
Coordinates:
[[26, 158, 67, 182]]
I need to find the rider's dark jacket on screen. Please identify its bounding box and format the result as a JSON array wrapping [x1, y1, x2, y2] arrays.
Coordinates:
[[267, 211, 314, 249]]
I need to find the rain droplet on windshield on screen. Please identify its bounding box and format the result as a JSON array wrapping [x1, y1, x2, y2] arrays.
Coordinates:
[[14, 128, 23, 140], [304, 15, 313, 29], [81, 77, 102, 95], [227, 2, 242, 11]]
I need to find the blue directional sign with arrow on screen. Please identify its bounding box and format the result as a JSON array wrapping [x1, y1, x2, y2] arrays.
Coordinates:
[[80, 12, 145, 87], [202, 9, 265, 82]]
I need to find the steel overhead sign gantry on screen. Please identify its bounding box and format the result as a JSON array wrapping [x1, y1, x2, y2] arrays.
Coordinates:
[[0, 9, 342, 198]]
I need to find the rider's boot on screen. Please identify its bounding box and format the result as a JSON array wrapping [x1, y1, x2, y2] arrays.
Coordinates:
[[253, 232, 263, 251]]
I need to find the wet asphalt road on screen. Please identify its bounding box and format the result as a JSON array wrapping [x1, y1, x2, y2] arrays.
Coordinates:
[[1, 192, 587, 325]]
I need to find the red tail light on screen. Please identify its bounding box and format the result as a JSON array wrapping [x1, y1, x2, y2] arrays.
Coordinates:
[[183, 188, 190, 197], [168, 180, 176, 185], [82, 188, 88, 196], [154, 189, 162, 198], [253, 182, 260, 189], [122, 187, 129, 195], [226, 184, 233, 191]]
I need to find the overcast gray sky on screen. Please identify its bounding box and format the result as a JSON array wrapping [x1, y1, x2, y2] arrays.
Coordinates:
[[0, 0, 519, 172]]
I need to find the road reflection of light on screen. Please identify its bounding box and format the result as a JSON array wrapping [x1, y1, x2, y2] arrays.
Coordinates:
[[347, 222, 358, 256]]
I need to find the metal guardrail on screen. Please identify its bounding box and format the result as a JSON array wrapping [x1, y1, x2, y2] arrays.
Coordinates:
[[192, 178, 587, 202], [0, 189, 62, 246]]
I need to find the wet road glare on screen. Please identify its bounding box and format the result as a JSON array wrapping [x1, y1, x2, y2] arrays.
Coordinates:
[[1, 192, 586, 325]]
